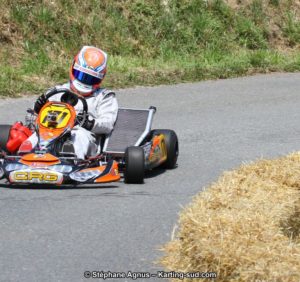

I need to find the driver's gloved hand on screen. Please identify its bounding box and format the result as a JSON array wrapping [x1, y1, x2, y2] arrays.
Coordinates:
[[77, 113, 95, 131], [34, 94, 47, 114]]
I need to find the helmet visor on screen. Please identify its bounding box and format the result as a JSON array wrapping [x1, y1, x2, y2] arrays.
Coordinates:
[[72, 68, 102, 86]]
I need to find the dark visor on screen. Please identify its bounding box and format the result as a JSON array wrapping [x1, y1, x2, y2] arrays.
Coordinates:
[[72, 69, 101, 85]]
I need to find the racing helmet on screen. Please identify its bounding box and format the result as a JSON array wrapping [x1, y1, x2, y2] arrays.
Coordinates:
[[70, 46, 107, 96]]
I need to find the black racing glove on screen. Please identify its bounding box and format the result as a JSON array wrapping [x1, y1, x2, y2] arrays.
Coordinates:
[[34, 94, 47, 114], [34, 87, 59, 114], [77, 113, 95, 131]]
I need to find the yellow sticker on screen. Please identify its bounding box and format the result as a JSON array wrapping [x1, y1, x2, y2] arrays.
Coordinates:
[[39, 104, 71, 129]]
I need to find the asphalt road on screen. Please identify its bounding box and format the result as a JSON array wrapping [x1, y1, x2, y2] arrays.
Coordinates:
[[0, 73, 300, 282]]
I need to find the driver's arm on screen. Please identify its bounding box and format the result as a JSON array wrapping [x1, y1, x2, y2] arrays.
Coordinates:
[[91, 92, 118, 135]]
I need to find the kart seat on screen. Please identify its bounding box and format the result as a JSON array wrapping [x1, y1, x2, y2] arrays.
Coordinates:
[[103, 107, 156, 156]]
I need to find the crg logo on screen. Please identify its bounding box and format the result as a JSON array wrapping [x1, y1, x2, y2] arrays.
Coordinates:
[[13, 171, 59, 182]]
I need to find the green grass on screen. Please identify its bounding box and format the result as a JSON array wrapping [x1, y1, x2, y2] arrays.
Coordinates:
[[0, 0, 299, 97], [284, 12, 300, 46]]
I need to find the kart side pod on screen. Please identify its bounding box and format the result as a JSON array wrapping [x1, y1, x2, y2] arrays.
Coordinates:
[[6, 122, 32, 153]]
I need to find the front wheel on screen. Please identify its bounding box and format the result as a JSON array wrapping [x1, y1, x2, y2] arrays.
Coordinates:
[[124, 146, 145, 184], [151, 129, 179, 169]]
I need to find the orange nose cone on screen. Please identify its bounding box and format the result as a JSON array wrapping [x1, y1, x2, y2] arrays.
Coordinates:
[[84, 48, 105, 69]]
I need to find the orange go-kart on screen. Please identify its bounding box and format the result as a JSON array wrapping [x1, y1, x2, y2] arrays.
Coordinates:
[[0, 89, 178, 185]]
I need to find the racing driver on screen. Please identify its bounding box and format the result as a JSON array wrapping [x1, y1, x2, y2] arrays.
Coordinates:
[[23, 46, 118, 159]]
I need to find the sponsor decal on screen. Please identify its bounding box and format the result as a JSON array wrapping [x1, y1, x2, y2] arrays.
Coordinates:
[[73, 63, 104, 79], [10, 170, 63, 184], [34, 154, 46, 159], [149, 146, 162, 162]]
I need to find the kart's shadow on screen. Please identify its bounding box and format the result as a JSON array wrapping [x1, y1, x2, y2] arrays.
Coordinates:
[[0, 182, 119, 190], [0, 165, 178, 188], [145, 164, 178, 179], [145, 168, 167, 179]]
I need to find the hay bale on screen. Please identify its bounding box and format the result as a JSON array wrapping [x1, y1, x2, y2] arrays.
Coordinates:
[[161, 152, 300, 282]]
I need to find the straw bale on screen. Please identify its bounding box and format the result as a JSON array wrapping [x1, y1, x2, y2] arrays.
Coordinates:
[[161, 152, 300, 282]]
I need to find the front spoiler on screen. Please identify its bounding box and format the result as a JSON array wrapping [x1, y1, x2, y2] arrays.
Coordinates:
[[1, 159, 120, 185]]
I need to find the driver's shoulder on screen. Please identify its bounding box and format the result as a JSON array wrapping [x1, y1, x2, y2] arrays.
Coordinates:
[[45, 83, 70, 95], [47, 83, 70, 101], [56, 83, 70, 91], [93, 88, 116, 100], [46, 83, 70, 92]]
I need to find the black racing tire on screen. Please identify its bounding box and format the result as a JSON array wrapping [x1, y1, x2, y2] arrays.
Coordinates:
[[124, 146, 145, 184], [0, 124, 11, 153], [151, 129, 179, 169]]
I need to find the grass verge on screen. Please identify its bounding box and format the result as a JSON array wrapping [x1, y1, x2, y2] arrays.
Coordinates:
[[161, 152, 300, 281], [0, 0, 299, 97]]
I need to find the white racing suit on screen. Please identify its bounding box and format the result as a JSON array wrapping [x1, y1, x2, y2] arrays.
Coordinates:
[[24, 83, 118, 159]]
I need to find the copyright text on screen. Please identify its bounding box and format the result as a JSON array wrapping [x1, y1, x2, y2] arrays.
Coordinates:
[[84, 270, 217, 280]]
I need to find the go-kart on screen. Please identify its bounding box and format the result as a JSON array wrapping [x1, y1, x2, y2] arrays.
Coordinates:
[[0, 88, 178, 185]]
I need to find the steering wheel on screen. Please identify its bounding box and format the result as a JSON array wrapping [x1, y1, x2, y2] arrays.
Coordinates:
[[44, 88, 88, 127]]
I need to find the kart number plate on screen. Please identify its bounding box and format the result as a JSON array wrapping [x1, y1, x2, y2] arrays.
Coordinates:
[[10, 170, 63, 184]]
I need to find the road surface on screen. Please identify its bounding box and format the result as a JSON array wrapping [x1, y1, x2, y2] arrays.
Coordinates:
[[0, 73, 299, 281]]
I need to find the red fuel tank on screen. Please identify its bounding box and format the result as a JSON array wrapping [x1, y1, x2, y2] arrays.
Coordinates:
[[6, 122, 32, 153]]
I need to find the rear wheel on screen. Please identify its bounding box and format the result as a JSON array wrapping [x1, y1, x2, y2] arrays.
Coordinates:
[[124, 146, 145, 184], [151, 129, 179, 169], [0, 125, 11, 153]]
